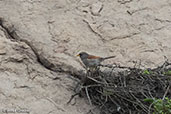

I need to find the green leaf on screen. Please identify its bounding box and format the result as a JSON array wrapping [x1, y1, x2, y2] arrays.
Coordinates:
[[164, 70, 171, 75], [144, 98, 154, 103], [143, 69, 150, 75]]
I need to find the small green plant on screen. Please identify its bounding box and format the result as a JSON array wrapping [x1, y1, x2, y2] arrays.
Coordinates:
[[144, 97, 171, 114], [164, 70, 171, 76], [143, 69, 151, 75]]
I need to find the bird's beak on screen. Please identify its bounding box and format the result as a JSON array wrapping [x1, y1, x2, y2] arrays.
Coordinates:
[[76, 54, 80, 56]]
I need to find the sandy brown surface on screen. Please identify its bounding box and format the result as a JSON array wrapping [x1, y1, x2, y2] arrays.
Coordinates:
[[0, 0, 171, 114]]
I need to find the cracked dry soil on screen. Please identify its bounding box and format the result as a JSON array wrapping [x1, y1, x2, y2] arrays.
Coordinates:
[[0, 0, 171, 114], [0, 19, 95, 114]]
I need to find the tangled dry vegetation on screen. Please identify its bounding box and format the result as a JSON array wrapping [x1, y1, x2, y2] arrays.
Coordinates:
[[69, 62, 171, 114]]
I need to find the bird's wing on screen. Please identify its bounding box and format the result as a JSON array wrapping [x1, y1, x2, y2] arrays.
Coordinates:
[[87, 55, 101, 59]]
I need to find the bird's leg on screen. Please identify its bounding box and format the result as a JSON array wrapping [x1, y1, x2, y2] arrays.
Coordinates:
[[86, 68, 91, 77]]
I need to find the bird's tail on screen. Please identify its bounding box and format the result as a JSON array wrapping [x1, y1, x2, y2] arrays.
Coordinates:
[[102, 56, 116, 60]]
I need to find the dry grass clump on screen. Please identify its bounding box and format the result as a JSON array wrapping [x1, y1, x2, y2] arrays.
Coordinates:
[[69, 62, 171, 114]]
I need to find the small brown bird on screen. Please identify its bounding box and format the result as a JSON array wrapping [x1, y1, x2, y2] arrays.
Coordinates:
[[77, 52, 115, 68]]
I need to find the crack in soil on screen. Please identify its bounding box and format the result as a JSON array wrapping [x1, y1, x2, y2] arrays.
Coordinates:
[[0, 18, 55, 72], [0, 17, 84, 78]]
